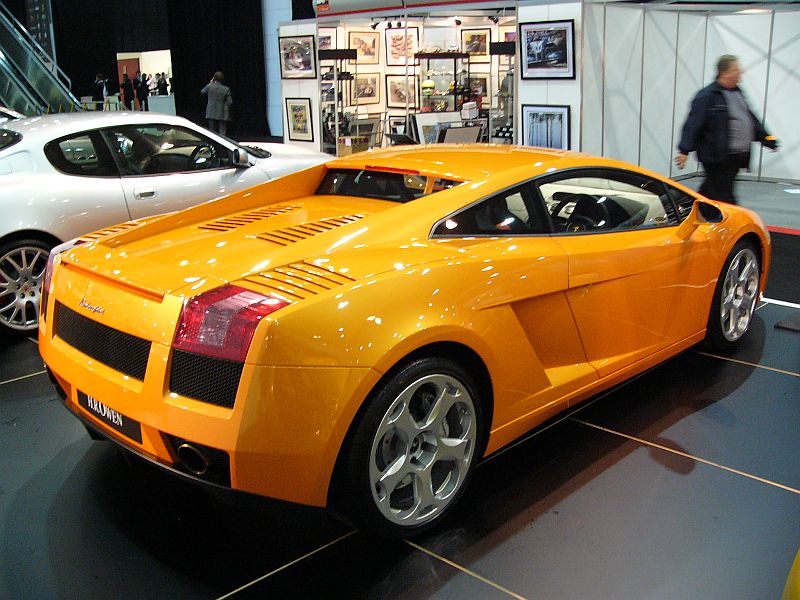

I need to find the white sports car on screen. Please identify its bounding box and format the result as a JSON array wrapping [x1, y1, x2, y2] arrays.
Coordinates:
[[0, 111, 330, 332]]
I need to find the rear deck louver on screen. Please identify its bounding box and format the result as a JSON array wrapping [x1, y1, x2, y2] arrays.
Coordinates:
[[256, 215, 364, 246], [244, 261, 355, 301], [198, 205, 300, 232], [78, 222, 141, 243]]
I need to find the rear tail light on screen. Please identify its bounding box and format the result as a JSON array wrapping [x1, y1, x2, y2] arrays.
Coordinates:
[[172, 285, 289, 362]]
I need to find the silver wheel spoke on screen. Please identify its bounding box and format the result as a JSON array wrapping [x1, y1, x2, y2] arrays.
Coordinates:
[[436, 437, 471, 463], [719, 248, 759, 342], [375, 455, 411, 502], [412, 467, 437, 514], [425, 385, 458, 428]]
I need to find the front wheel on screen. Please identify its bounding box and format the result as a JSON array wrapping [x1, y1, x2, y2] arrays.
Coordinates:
[[0, 239, 52, 333], [336, 357, 483, 537], [705, 240, 761, 352]]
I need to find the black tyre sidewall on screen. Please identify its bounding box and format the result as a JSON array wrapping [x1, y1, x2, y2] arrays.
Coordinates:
[[337, 357, 484, 538], [705, 239, 760, 353]]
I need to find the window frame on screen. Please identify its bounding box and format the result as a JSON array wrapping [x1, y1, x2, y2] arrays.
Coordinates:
[[43, 129, 120, 178]]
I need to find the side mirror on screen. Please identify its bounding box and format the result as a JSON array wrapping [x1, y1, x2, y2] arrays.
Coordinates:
[[676, 200, 724, 239], [233, 148, 251, 168]]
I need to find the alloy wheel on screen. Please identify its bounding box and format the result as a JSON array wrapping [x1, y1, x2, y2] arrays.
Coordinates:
[[719, 247, 759, 342], [0, 244, 49, 331]]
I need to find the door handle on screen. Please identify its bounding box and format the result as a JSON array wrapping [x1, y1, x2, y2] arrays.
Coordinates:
[[134, 188, 156, 199]]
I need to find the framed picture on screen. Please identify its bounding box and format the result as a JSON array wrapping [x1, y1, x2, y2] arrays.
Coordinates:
[[467, 75, 489, 106], [385, 27, 419, 66], [351, 73, 380, 105], [318, 27, 337, 52], [522, 104, 570, 149], [285, 97, 314, 142], [279, 36, 316, 79], [519, 20, 575, 79], [499, 27, 517, 65], [461, 28, 490, 64], [348, 30, 380, 64], [386, 74, 417, 109]]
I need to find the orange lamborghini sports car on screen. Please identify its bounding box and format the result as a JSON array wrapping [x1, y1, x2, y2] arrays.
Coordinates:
[[40, 145, 770, 536]]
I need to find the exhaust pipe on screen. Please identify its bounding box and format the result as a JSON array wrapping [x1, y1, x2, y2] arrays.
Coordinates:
[[176, 443, 209, 476]]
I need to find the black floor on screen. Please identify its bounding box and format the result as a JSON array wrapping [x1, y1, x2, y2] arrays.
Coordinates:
[[2, 241, 798, 599]]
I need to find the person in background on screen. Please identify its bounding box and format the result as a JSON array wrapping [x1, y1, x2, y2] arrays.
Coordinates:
[[119, 73, 134, 110], [201, 71, 232, 135], [137, 73, 150, 110], [675, 54, 779, 204], [156, 73, 169, 96], [91, 73, 106, 110]]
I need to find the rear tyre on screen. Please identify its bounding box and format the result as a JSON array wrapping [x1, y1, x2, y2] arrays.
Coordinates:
[[705, 240, 760, 352], [337, 357, 483, 537], [0, 239, 53, 334]]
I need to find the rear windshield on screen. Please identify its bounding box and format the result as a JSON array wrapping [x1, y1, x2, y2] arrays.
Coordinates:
[[316, 168, 461, 203], [0, 129, 22, 151]]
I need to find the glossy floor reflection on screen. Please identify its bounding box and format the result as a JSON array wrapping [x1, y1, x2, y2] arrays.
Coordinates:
[[2, 255, 798, 598]]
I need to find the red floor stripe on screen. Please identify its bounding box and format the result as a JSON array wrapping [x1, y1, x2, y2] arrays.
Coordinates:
[[767, 225, 800, 236]]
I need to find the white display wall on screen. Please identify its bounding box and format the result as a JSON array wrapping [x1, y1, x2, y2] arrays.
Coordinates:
[[517, 3, 582, 152], [581, 4, 799, 182], [277, 21, 322, 152]]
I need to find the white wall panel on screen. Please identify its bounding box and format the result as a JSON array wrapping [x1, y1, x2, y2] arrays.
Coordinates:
[[602, 6, 643, 165], [265, 2, 294, 136], [518, 3, 582, 150], [278, 22, 321, 150], [640, 11, 677, 176], [761, 11, 799, 181], [580, 3, 604, 156], [671, 13, 707, 179]]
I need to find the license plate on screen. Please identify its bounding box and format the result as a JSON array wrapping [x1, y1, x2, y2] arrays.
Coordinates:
[[77, 391, 142, 443]]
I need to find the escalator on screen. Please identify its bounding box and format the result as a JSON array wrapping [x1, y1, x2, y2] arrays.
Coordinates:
[[0, 3, 80, 114]]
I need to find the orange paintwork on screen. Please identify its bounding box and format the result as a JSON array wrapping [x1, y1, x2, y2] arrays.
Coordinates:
[[38, 145, 771, 508]]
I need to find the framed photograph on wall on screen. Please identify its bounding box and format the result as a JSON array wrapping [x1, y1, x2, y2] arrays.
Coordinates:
[[279, 36, 316, 79], [467, 75, 489, 106], [385, 27, 419, 66], [499, 27, 517, 65], [386, 74, 417, 108], [318, 27, 337, 52], [519, 20, 575, 79], [348, 30, 380, 64], [461, 28, 490, 63], [351, 73, 380, 105], [285, 97, 314, 142], [522, 104, 570, 149]]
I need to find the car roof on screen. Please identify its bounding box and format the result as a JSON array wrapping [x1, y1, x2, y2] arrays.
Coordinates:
[[330, 144, 585, 182], [0, 111, 197, 143]]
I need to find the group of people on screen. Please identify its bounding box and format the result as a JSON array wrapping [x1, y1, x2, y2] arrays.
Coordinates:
[[91, 71, 170, 111]]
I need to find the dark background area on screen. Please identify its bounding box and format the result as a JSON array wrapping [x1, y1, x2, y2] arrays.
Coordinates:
[[6, 0, 274, 140]]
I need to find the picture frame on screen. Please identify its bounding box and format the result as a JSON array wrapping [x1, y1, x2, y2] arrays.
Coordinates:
[[285, 97, 314, 142], [461, 28, 491, 64], [279, 36, 317, 79], [522, 104, 570, 149], [467, 75, 489, 106], [351, 73, 380, 105], [318, 27, 337, 52], [348, 30, 380, 64], [386, 74, 417, 109], [385, 27, 419, 66], [519, 20, 575, 80], [499, 27, 517, 66]]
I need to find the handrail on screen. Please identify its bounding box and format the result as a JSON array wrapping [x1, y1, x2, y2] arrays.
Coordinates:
[[0, 2, 72, 91]]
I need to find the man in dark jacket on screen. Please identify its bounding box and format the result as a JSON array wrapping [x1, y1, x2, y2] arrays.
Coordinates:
[[675, 55, 778, 204]]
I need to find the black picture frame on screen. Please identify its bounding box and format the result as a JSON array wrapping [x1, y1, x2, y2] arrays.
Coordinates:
[[522, 104, 570, 149], [285, 97, 314, 142], [279, 36, 317, 79], [519, 20, 575, 80]]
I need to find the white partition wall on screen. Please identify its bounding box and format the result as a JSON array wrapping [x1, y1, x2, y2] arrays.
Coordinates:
[[517, 3, 582, 151], [671, 13, 707, 179], [761, 11, 799, 181], [265, 0, 294, 137], [278, 22, 321, 150], [640, 11, 677, 175], [580, 2, 604, 156], [602, 6, 644, 165]]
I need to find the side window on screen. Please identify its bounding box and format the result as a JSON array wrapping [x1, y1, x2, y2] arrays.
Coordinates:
[[538, 169, 677, 234], [44, 131, 117, 177], [666, 185, 695, 221], [105, 125, 231, 176], [433, 186, 546, 236]]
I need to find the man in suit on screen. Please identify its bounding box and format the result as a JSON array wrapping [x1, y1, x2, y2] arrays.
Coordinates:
[[201, 71, 233, 135], [91, 73, 106, 110]]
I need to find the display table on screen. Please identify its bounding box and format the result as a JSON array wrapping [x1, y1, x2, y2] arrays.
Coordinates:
[[148, 95, 176, 115]]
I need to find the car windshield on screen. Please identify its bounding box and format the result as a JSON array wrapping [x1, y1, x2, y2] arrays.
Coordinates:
[[0, 129, 21, 151], [316, 168, 461, 203]]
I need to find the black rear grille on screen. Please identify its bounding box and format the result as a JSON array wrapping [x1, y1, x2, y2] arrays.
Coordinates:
[[169, 349, 243, 408], [54, 302, 150, 380], [165, 434, 231, 487]]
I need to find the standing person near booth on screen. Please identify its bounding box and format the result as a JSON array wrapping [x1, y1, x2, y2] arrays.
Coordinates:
[[91, 73, 106, 110], [119, 73, 134, 110], [137, 73, 150, 110], [201, 71, 232, 136], [675, 54, 779, 204]]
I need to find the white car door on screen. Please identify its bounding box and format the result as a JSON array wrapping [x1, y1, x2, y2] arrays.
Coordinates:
[[105, 124, 269, 220]]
